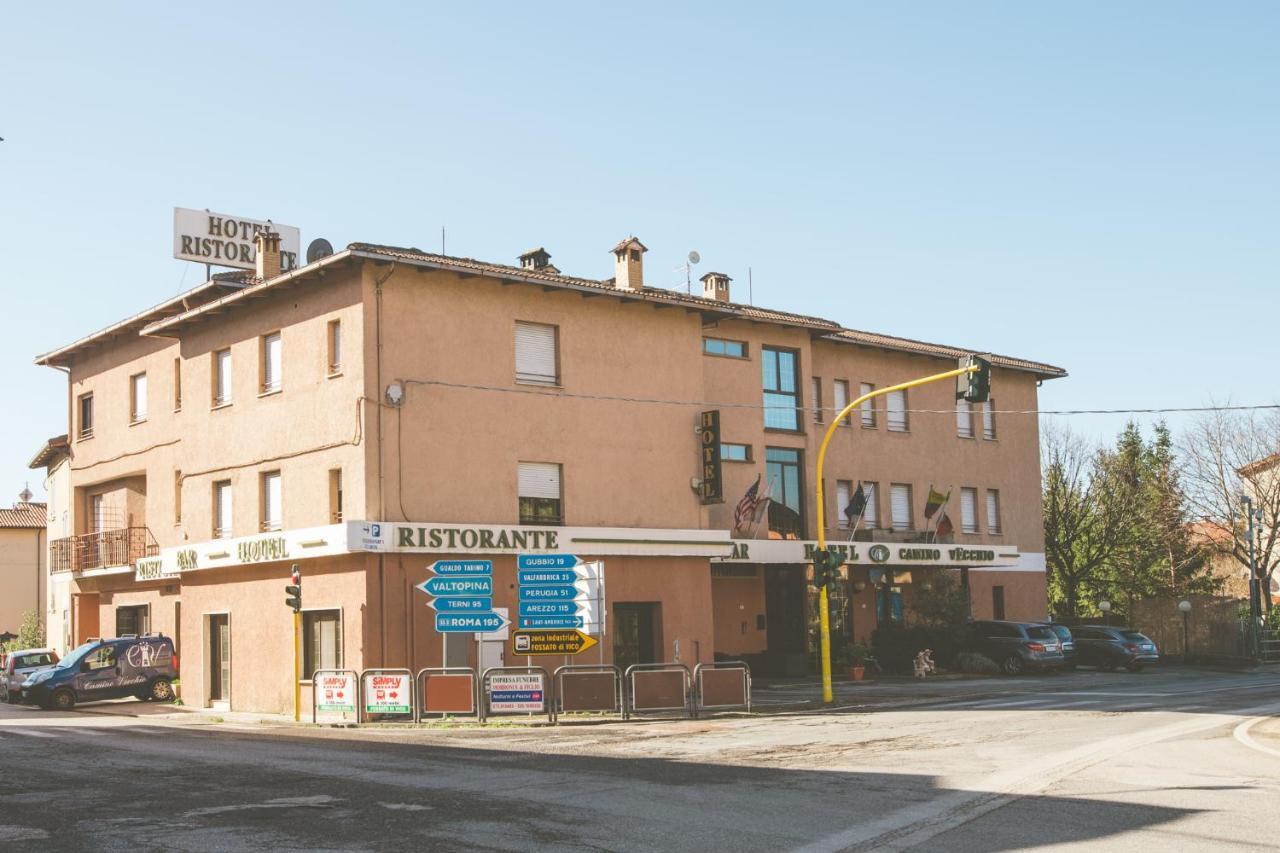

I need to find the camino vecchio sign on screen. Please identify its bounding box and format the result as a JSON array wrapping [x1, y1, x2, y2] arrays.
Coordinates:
[[173, 207, 300, 272]]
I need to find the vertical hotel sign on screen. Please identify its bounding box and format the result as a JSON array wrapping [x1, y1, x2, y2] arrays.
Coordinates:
[[173, 207, 301, 272], [699, 410, 723, 504]]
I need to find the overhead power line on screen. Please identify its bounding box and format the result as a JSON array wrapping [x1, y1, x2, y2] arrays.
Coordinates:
[[397, 378, 1279, 417]]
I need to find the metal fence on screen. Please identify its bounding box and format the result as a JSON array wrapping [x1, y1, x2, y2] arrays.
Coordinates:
[[50, 527, 158, 573], [1132, 595, 1253, 660]]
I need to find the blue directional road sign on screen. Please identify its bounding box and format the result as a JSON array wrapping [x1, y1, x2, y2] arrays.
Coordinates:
[[428, 560, 493, 576], [427, 597, 493, 612], [518, 615, 584, 629], [517, 568, 577, 586], [419, 576, 492, 597], [516, 554, 583, 571], [518, 584, 576, 602], [519, 601, 579, 616], [436, 611, 509, 633]]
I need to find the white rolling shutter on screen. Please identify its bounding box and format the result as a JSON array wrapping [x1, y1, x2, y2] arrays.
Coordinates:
[[811, 377, 823, 423], [863, 482, 878, 526], [890, 484, 912, 530], [982, 400, 997, 439], [131, 373, 148, 421], [961, 487, 978, 532], [518, 462, 561, 499], [834, 380, 849, 425], [216, 349, 232, 404], [887, 390, 907, 431], [986, 489, 1001, 533], [836, 481, 851, 528], [956, 399, 972, 437], [515, 322, 558, 385], [215, 482, 233, 538], [262, 472, 282, 531], [860, 383, 875, 427], [263, 333, 282, 392]]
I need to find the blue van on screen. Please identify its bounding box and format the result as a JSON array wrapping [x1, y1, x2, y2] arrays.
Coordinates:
[[22, 635, 179, 710]]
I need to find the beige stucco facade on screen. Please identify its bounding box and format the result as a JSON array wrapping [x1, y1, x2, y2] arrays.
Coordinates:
[[36, 234, 1064, 711], [0, 508, 46, 640]]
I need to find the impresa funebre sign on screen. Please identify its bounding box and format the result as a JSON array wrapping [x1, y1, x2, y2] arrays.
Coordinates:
[[173, 207, 300, 271]]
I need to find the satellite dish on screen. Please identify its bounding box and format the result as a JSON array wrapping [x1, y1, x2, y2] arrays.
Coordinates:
[[306, 238, 334, 264], [688, 250, 701, 265]]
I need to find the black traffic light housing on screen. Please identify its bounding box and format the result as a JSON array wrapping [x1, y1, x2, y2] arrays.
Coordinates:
[[285, 564, 302, 612], [958, 354, 992, 404], [811, 548, 846, 589]]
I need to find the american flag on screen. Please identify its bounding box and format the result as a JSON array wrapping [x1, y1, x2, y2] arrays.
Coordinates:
[[734, 475, 763, 530]]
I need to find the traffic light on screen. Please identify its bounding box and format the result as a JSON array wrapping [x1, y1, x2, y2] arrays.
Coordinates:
[[811, 548, 846, 589], [285, 565, 302, 612], [958, 354, 992, 404]]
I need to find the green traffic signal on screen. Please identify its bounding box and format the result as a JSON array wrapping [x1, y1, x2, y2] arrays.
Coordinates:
[[958, 354, 992, 404], [811, 548, 846, 589]]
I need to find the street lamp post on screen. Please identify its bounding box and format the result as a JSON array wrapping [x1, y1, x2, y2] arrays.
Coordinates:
[[1099, 600, 1112, 626], [1178, 599, 1192, 665], [1242, 494, 1261, 658]]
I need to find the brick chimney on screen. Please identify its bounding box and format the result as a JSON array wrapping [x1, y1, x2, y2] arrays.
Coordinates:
[[255, 229, 282, 279], [612, 237, 647, 291], [518, 248, 553, 270], [700, 272, 732, 303]]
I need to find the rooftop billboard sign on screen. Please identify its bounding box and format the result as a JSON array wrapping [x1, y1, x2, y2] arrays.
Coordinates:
[[173, 207, 300, 272]]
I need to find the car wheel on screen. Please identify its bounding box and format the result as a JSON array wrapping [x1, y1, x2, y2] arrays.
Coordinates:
[[1002, 655, 1025, 675], [149, 678, 174, 702], [1126, 662, 1144, 673], [50, 688, 76, 711]]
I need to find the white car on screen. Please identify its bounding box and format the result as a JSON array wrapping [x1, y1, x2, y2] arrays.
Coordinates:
[[2, 648, 59, 702]]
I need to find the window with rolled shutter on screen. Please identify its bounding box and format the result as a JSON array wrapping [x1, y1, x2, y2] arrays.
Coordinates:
[[887, 390, 908, 431], [834, 380, 849, 426], [960, 487, 978, 533], [214, 349, 232, 405], [519, 462, 562, 524], [862, 482, 878, 527], [262, 332, 282, 393], [811, 377, 823, 423], [261, 471, 282, 532], [956, 399, 973, 437], [836, 480, 851, 528], [890, 483, 912, 530], [515, 322, 558, 385], [860, 383, 876, 427], [214, 481, 232, 539], [986, 489, 1001, 533], [982, 400, 997, 440]]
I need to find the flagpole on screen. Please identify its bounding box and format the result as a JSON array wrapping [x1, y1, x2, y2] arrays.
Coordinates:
[[748, 474, 777, 540], [930, 488, 953, 543]]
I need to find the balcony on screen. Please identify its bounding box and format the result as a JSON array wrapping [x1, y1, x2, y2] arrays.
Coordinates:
[[50, 527, 159, 573]]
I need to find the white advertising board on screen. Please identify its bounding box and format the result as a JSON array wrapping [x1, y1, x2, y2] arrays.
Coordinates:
[[316, 672, 356, 713], [173, 207, 300, 272], [489, 673, 545, 712], [363, 672, 412, 715]]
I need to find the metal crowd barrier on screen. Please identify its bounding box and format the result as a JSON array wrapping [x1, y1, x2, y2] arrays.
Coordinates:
[[414, 667, 480, 722], [692, 661, 751, 718], [553, 664, 625, 720], [311, 668, 360, 724], [625, 662, 692, 718], [480, 666, 553, 723], [358, 668, 415, 723]]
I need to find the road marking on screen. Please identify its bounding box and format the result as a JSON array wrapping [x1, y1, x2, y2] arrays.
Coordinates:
[[967, 698, 1052, 709], [8, 729, 58, 738], [1233, 716, 1280, 760]]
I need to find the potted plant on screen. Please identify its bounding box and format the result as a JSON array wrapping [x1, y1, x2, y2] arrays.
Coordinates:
[[848, 642, 871, 682]]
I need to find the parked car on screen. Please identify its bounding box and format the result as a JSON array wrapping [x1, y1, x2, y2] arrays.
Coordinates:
[[1067, 625, 1160, 672], [965, 620, 1065, 674], [2, 648, 59, 702], [22, 635, 178, 711], [1035, 623, 1077, 669]]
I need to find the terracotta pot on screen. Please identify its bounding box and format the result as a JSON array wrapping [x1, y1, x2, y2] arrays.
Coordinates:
[[850, 665, 865, 682]]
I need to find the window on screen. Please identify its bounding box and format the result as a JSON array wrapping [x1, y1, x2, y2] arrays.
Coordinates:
[[986, 489, 1002, 534], [329, 469, 344, 523], [886, 389, 908, 432], [174, 470, 182, 525], [703, 337, 747, 359], [956, 399, 973, 438], [890, 483, 913, 530], [130, 372, 148, 422], [859, 383, 876, 428], [982, 400, 997, 440], [213, 480, 232, 539], [115, 605, 150, 637], [78, 392, 94, 439], [84, 645, 117, 672], [514, 321, 559, 386], [960, 487, 979, 533], [862, 481, 879, 527], [518, 462, 562, 525], [762, 347, 800, 431], [836, 480, 852, 528], [765, 447, 805, 538], [261, 471, 282, 532], [327, 320, 343, 375], [173, 358, 182, 411], [303, 610, 342, 680], [833, 380, 850, 426], [213, 348, 232, 406], [992, 586, 1006, 621], [90, 494, 105, 533], [261, 332, 282, 394], [811, 378, 823, 423], [720, 443, 752, 462]]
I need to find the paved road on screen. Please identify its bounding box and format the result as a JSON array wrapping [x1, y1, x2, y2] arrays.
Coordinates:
[[1, 667, 1278, 851]]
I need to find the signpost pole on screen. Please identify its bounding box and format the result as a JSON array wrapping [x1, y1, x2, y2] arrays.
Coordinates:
[[293, 609, 301, 722]]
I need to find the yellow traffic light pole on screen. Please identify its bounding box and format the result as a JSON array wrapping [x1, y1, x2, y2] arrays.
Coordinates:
[[813, 363, 980, 704]]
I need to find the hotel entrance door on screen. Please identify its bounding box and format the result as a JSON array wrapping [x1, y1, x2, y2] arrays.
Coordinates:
[[764, 565, 807, 676], [613, 603, 658, 672], [207, 614, 230, 708]]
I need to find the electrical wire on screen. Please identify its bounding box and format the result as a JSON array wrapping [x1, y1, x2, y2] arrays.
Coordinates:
[[397, 378, 1280, 417]]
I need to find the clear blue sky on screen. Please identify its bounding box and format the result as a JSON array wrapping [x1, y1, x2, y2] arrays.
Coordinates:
[[3, 3, 1277, 500]]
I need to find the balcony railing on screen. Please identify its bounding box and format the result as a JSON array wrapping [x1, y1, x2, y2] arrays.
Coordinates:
[[50, 527, 159, 573]]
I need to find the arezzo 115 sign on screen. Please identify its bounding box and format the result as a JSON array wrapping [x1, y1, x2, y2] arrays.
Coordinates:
[[173, 207, 300, 272]]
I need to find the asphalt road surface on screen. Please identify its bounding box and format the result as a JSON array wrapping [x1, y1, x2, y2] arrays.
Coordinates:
[[1, 667, 1278, 851]]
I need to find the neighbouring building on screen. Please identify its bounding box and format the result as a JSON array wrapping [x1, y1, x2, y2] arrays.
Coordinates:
[[0, 488, 48, 643], [30, 435, 72, 653], [35, 228, 1065, 711]]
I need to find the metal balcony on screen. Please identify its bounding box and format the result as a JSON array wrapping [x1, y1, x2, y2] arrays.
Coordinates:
[[50, 527, 159, 573]]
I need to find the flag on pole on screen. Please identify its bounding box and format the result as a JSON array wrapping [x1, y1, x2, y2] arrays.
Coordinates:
[[923, 486, 948, 520], [844, 483, 867, 524], [734, 475, 763, 531], [934, 511, 954, 538]]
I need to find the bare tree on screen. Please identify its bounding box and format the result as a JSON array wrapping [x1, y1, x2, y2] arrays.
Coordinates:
[[1041, 420, 1138, 620], [1180, 408, 1280, 609]]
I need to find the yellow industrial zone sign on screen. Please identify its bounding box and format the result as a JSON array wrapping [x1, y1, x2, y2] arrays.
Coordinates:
[[511, 630, 598, 656]]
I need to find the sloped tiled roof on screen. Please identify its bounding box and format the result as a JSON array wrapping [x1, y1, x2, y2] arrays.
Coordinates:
[[825, 329, 1067, 377], [0, 502, 46, 529], [28, 435, 69, 470]]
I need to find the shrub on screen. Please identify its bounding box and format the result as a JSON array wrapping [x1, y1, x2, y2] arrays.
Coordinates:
[[957, 651, 999, 674], [871, 624, 961, 673]]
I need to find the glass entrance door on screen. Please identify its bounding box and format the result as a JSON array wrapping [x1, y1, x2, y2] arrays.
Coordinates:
[[208, 614, 230, 706], [613, 603, 658, 672]]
